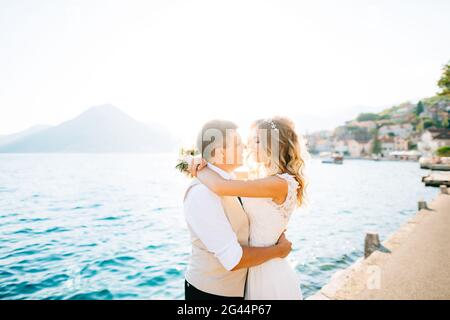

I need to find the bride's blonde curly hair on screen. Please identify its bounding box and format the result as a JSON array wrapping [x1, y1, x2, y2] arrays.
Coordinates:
[[251, 117, 309, 207]]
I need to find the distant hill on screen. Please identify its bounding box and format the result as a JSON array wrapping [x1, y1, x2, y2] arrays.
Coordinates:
[[0, 125, 52, 147], [0, 104, 176, 153], [346, 95, 450, 128]]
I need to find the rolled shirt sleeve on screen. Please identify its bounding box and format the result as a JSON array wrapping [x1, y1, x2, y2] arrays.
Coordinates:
[[184, 184, 243, 271]]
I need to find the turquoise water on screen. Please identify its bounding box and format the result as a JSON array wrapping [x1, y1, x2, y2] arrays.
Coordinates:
[[0, 154, 438, 299]]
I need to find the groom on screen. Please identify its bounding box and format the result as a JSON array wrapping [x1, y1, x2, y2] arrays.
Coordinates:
[[183, 119, 293, 300]]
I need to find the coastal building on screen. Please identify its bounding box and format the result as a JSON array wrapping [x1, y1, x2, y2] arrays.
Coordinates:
[[418, 128, 450, 155], [375, 119, 392, 127], [419, 107, 436, 121], [420, 104, 449, 122], [349, 138, 372, 157], [334, 138, 372, 158], [391, 102, 416, 122], [346, 120, 377, 130], [334, 140, 349, 155], [379, 123, 413, 139], [388, 150, 422, 161], [419, 101, 450, 123], [314, 139, 334, 153], [409, 132, 421, 145], [393, 137, 409, 151], [305, 130, 334, 153], [379, 136, 395, 156]]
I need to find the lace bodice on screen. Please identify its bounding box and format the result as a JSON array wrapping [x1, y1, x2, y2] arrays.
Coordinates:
[[242, 173, 299, 247]]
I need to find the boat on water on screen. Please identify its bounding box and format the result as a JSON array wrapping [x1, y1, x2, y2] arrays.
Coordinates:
[[320, 152, 344, 164]]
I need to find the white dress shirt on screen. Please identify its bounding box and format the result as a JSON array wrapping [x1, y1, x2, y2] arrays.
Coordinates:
[[183, 164, 243, 271]]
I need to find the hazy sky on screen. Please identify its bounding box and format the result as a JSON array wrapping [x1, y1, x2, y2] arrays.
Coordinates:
[[1, 0, 449, 142]]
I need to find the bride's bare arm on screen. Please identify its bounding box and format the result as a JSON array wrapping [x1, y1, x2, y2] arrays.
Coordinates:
[[196, 167, 288, 203]]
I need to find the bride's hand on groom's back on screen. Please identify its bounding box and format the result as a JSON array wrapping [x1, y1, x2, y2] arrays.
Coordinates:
[[189, 158, 207, 177], [276, 232, 292, 258]]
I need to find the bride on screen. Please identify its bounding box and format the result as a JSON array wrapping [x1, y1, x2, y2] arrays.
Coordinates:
[[191, 116, 308, 300]]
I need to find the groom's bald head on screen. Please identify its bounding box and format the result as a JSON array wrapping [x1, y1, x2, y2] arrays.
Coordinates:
[[197, 119, 240, 164]]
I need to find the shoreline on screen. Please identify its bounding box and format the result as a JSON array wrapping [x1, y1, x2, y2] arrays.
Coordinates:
[[311, 155, 420, 162], [308, 188, 450, 300]]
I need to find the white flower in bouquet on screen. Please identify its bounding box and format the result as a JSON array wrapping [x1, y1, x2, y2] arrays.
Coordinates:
[[175, 148, 201, 176]]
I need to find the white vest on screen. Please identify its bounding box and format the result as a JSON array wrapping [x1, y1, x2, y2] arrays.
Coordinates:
[[184, 179, 250, 297]]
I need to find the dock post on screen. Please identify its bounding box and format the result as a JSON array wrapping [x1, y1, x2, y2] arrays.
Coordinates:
[[418, 201, 428, 210], [364, 233, 381, 258], [440, 185, 449, 195]]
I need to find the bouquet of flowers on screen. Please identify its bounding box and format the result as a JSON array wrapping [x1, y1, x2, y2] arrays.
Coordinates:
[[175, 148, 201, 176]]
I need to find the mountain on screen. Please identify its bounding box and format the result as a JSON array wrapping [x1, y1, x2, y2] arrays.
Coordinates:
[[0, 104, 176, 153], [0, 125, 52, 147]]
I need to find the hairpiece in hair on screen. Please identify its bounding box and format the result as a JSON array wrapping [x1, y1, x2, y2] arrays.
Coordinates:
[[264, 119, 279, 131]]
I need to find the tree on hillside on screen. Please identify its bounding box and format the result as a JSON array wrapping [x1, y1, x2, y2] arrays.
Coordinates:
[[371, 129, 381, 155], [378, 114, 391, 120], [415, 101, 424, 116], [408, 141, 417, 150], [357, 113, 379, 122], [437, 61, 450, 96], [423, 118, 434, 129]]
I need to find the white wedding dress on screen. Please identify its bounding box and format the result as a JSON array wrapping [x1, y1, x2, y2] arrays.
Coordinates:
[[243, 173, 303, 300]]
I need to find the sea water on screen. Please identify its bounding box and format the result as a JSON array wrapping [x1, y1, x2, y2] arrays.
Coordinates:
[[0, 154, 438, 299]]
